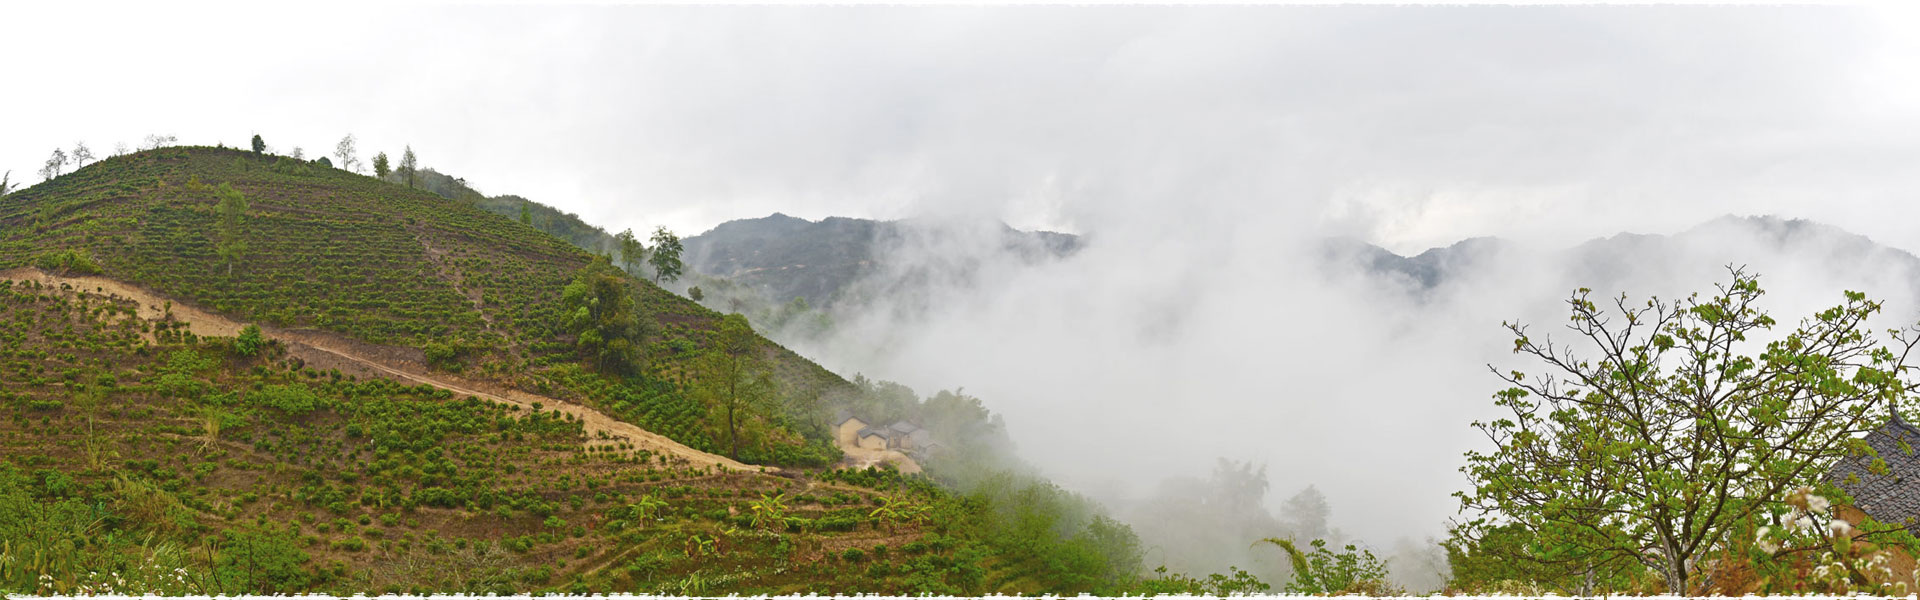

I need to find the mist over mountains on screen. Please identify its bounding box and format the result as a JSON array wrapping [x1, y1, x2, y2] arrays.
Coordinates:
[[712, 211, 1920, 588], [1326, 215, 1920, 307], [682, 213, 1081, 311], [691, 213, 1920, 327], [463, 199, 1920, 589]]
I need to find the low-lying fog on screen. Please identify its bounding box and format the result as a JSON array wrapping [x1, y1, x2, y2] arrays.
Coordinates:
[[622, 6, 1920, 587], [774, 214, 1920, 588]]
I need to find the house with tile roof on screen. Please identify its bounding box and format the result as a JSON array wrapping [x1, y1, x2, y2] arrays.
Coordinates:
[[1827, 413, 1920, 532], [831, 409, 945, 461], [833, 409, 868, 448]]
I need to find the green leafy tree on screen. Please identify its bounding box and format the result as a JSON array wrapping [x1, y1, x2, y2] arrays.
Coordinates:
[[399, 145, 418, 188], [234, 325, 265, 357], [628, 494, 668, 522], [214, 183, 249, 276], [689, 286, 704, 302], [616, 228, 646, 274], [250, 134, 265, 154], [372, 152, 390, 179], [1443, 521, 1641, 594], [1457, 267, 1920, 594], [696, 314, 774, 459], [214, 523, 313, 594], [647, 226, 684, 283], [0, 171, 17, 196], [559, 260, 652, 374], [747, 492, 789, 531], [1257, 537, 1399, 595], [519, 202, 533, 226]]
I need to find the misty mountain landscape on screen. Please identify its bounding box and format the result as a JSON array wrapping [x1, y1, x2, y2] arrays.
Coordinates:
[[8, 3, 1920, 597], [682, 213, 1081, 313]]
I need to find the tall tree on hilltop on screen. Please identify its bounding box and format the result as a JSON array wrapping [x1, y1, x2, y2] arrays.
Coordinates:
[[1456, 267, 1920, 594], [214, 183, 250, 276], [71, 142, 93, 169], [372, 152, 390, 179], [697, 314, 775, 460], [519, 202, 533, 226], [647, 226, 684, 284], [616, 228, 646, 274], [333, 135, 361, 172], [39, 149, 68, 180], [399, 146, 418, 188], [251, 134, 265, 154]]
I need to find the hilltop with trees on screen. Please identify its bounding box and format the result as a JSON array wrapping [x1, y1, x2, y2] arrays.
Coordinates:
[[0, 140, 1278, 596]]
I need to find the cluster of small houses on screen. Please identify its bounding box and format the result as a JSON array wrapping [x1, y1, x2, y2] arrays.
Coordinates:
[[832, 409, 941, 460]]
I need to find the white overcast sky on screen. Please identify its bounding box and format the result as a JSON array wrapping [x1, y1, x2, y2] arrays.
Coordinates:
[[5, 2, 1919, 253]]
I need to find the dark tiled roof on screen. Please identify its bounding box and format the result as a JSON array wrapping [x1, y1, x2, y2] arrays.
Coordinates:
[[889, 421, 920, 434], [1828, 414, 1920, 532], [833, 409, 857, 426]]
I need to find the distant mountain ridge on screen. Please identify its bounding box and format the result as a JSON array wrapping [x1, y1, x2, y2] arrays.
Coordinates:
[[1326, 215, 1920, 300], [682, 212, 1082, 310]]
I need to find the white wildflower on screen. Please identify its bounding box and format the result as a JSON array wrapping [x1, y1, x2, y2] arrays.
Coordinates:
[[1830, 519, 1853, 537], [1791, 514, 1817, 532], [1756, 527, 1780, 554], [1808, 494, 1832, 514]]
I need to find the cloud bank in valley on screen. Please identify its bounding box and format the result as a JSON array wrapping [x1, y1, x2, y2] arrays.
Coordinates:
[[11, 3, 1920, 584], [788, 214, 1920, 575]]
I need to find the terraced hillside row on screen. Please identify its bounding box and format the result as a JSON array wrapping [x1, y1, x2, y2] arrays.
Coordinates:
[[0, 278, 1144, 595], [0, 147, 848, 464]]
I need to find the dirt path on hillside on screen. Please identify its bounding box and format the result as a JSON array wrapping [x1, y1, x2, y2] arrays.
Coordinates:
[[838, 446, 922, 474], [1, 267, 757, 473]]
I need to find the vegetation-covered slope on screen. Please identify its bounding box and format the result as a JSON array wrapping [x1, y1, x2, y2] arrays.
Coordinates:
[[0, 146, 845, 465], [0, 145, 1233, 596], [0, 278, 1159, 595]]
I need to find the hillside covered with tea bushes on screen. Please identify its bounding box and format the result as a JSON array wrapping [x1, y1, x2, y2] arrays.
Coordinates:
[[0, 146, 1256, 595], [0, 146, 851, 466]]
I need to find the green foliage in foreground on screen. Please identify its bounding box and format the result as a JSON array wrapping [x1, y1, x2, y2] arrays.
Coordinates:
[[1256, 537, 1398, 595], [1456, 268, 1920, 594], [1443, 521, 1643, 595]]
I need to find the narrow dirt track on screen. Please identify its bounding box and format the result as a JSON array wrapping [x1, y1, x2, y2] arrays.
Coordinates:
[[1, 267, 758, 473]]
